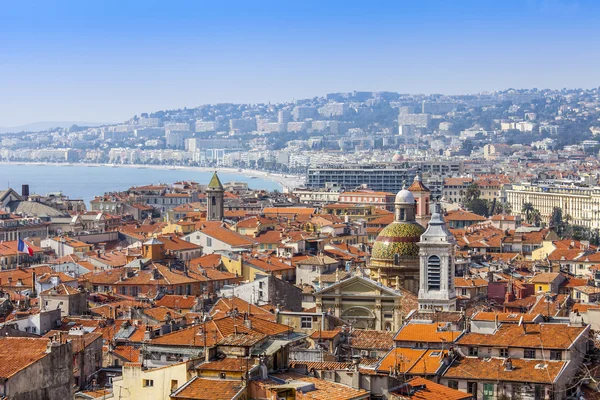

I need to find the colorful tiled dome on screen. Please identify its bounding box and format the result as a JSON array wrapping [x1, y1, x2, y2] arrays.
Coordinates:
[[371, 222, 425, 260]]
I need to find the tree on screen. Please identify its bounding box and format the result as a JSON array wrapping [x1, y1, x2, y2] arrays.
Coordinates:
[[550, 207, 563, 230], [463, 183, 481, 203], [521, 202, 535, 221], [468, 198, 490, 217], [489, 200, 512, 216], [529, 209, 542, 227]]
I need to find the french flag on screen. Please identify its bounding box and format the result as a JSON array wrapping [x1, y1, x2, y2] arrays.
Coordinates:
[[18, 239, 34, 256]]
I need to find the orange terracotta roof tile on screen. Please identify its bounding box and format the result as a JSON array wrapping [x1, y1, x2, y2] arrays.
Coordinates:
[[391, 377, 472, 400], [443, 357, 567, 384], [471, 312, 539, 323], [268, 372, 369, 400], [201, 227, 257, 247], [457, 323, 586, 349], [112, 345, 141, 363], [394, 323, 463, 344], [171, 376, 244, 400], [197, 358, 255, 372], [310, 329, 342, 340], [378, 348, 447, 375], [0, 337, 50, 378], [351, 330, 394, 350], [155, 295, 197, 310]]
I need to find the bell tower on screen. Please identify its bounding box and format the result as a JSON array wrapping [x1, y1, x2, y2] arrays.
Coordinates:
[[408, 171, 431, 226], [206, 172, 224, 221], [417, 203, 456, 311]]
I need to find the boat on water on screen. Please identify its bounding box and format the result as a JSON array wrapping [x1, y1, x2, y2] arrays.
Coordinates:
[[250, 176, 258, 179], [237, 168, 242, 172]]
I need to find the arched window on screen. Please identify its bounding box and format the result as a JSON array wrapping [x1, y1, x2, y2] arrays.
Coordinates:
[[427, 255, 441, 291], [394, 253, 400, 265], [399, 209, 405, 221], [211, 196, 216, 206]]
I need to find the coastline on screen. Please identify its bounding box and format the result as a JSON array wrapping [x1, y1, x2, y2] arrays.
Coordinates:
[[0, 161, 306, 191]]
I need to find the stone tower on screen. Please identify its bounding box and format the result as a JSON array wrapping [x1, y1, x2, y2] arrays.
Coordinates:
[[417, 203, 457, 311], [206, 172, 224, 221], [408, 171, 431, 226]]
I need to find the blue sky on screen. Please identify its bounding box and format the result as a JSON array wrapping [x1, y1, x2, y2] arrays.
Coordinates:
[[0, 0, 598, 126]]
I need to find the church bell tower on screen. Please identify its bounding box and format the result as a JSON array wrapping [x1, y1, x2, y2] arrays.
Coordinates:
[[206, 172, 224, 221], [417, 203, 456, 311]]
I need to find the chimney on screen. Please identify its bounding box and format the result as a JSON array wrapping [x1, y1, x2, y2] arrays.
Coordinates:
[[31, 271, 36, 296], [21, 184, 29, 198], [505, 358, 513, 371], [144, 326, 155, 341], [243, 313, 252, 329]]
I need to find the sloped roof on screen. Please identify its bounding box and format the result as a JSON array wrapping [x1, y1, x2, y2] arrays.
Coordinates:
[[208, 172, 224, 190], [0, 338, 50, 379]]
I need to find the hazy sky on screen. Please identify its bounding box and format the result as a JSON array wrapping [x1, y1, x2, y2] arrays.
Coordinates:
[[0, 0, 599, 126]]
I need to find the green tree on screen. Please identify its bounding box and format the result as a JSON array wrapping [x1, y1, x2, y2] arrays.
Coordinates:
[[529, 209, 542, 227], [521, 202, 535, 221], [468, 198, 490, 217], [550, 207, 563, 231], [463, 183, 481, 203]]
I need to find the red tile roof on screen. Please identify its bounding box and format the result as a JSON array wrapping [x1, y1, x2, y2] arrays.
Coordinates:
[[0, 338, 50, 378]]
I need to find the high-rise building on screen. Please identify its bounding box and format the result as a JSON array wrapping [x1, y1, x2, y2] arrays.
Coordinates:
[[398, 111, 430, 128], [292, 106, 318, 121], [307, 164, 417, 193], [421, 101, 459, 114], [277, 110, 292, 124]]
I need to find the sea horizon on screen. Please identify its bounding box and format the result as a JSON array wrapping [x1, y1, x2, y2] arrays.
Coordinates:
[[0, 162, 298, 208]]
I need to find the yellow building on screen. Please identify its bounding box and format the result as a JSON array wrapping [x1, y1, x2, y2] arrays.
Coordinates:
[[162, 221, 196, 235], [529, 273, 566, 294], [531, 240, 559, 261], [221, 253, 243, 277], [112, 360, 195, 400]]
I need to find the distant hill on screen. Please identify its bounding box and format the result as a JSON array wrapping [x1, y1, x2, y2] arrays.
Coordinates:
[[0, 121, 111, 134]]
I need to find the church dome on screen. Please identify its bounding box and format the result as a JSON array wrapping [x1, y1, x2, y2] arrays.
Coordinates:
[[395, 188, 415, 204], [371, 221, 425, 260], [392, 152, 403, 162]]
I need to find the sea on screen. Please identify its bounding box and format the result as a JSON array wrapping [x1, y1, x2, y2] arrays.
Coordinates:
[[0, 163, 282, 207]]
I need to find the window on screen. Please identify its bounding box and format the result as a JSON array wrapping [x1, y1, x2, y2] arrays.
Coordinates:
[[206, 237, 212, 247], [499, 348, 509, 358], [550, 350, 562, 360], [483, 383, 494, 400], [219, 372, 226, 379], [461, 288, 467, 296], [448, 380, 458, 390], [467, 382, 477, 395], [301, 316, 312, 329], [524, 348, 536, 359], [427, 256, 441, 290], [143, 379, 154, 387], [538, 286, 543, 291], [468, 347, 478, 357]]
